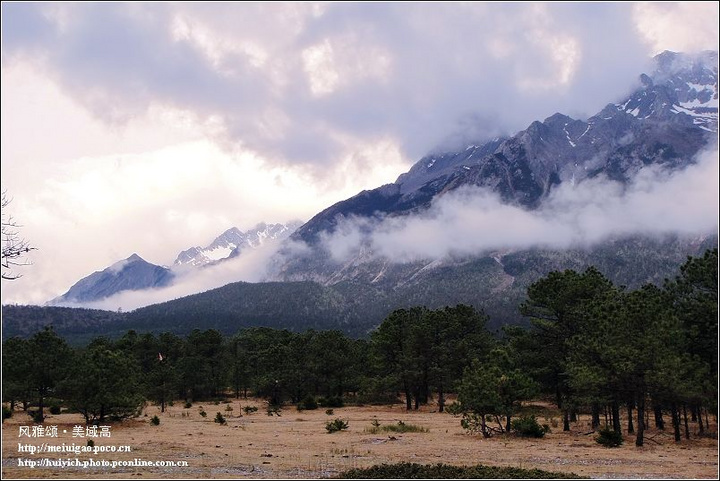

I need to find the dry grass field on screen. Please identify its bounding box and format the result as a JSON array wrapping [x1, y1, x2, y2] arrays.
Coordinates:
[[2, 398, 718, 479]]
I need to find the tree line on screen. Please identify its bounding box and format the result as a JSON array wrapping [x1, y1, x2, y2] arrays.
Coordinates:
[[3, 249, 716, 447]]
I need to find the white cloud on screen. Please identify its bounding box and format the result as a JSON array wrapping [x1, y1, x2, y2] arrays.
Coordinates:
[[303, 39, 340, 96], [321, 149, 719, 263], [633, 2, 720, 54]]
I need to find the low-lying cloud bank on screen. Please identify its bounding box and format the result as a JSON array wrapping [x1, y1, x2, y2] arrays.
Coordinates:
[[323, 148, 719, 263]]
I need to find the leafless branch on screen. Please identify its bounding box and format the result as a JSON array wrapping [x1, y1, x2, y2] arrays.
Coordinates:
[[2, 190, 36, 280]]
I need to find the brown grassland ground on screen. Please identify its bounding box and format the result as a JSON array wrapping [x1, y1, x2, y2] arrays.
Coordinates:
[[2, 398, 718, 479]]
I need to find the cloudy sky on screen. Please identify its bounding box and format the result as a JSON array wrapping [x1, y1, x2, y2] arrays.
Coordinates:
[[1, 2, 718, 306]]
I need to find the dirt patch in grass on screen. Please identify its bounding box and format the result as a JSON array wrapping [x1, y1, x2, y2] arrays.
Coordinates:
[[2, 399, 717, 479]]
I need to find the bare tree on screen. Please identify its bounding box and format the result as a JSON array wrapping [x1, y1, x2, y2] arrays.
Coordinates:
[[2, 190, 35, 280]]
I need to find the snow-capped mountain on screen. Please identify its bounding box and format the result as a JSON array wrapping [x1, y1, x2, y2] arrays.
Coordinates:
[[289, 50, 717, 247], [174, 221, 302, 267], [51, 254, 174, 305], [643, 50, 718, 131]]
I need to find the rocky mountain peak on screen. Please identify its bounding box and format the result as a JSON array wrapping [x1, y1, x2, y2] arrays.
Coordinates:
[[653, 50, 717, 79], [126, 253, 143, 262], [609, 51, 718, 132]]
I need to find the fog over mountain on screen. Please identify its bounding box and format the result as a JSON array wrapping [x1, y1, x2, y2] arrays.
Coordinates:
[[314, 148, 717, 265]]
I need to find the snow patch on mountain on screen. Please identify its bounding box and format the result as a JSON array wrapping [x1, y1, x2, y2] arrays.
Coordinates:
[[175, 221, 302, 267]]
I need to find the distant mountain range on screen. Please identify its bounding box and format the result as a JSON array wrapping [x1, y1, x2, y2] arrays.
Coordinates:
[[50, 222, 301, 305], [10, 50, 717, 342]]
